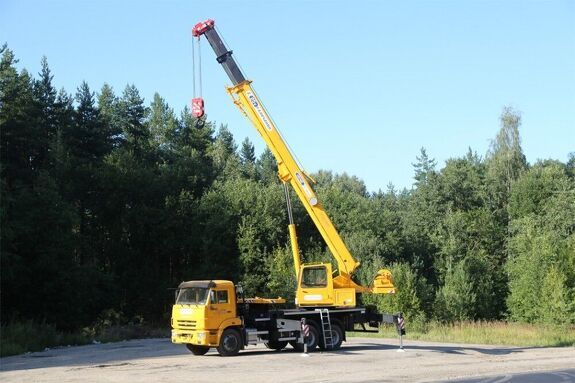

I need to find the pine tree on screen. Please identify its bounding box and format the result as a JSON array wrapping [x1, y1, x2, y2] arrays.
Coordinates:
[[256, 148, 278, 184], [70, 81, 112, 162], [148, 92, 177, 151], [240, 137, 257, 179], [97, 83, 122, 147], [413, 147, 437, 186], [32, 56, 58, 170], [118, 84, 149, 156]]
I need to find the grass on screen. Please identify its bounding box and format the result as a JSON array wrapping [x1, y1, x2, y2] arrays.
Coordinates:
[[0, 320, 91, 357], [351, 321, 575, 347], [0, 320, 169, 357]]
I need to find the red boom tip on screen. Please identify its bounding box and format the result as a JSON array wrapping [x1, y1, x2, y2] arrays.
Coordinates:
[[192, 19, 215, 37]]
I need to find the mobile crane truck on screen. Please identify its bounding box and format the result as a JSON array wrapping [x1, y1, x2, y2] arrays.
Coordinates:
[[171, 19, 403, 356]]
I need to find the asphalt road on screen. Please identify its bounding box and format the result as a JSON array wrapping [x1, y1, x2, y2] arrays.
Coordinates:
[[1, 337, 574, 383], [452, 369, 575, 383]]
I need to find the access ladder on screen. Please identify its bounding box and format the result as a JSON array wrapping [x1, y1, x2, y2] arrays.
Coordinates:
[[317, 308, 333, 349]]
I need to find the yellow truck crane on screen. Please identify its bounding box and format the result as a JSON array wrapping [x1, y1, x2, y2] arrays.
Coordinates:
[[171, 19, 401, 356]]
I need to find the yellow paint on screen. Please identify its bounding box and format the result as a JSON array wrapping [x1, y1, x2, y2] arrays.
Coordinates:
[[172, 281, 241, 347], [226, 81, 396, 306]]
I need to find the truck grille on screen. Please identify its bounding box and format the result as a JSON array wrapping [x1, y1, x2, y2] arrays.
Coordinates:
[[177, 320, 197, 330]]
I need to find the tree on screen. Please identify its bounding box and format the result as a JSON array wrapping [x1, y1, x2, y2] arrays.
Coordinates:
[[148, 93, 177, 152], [434, 260, 476, 322], [97, 83, 122, 147], [210, 124, 240, 179], [539, 265, 574, 325], [32, 56, 59, 170], [1, 46, 42, 185], [240, 137, 256, 179], [486, 106, 527, 214], [118, 84, 149, 156], [240, 137, 256, 165], [413, 147, 437, 186], [68, 82, 113, 162], [256, 148, 278, 184]]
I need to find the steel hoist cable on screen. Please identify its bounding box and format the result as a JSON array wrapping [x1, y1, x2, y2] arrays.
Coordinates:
[[191, 36, 196, 97], [191, 34, 205, 127]]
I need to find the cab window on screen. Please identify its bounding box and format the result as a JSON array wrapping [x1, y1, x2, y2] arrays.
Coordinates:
[[209, 290, 229, 304], [301, 266, 328, 288], [217, 290, 228, 303]]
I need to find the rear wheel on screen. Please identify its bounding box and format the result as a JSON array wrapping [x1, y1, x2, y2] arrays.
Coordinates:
[[264, 340, 288, 351], [319, 324, 343, 350], [186, 344, 210, 355], [217, 329, 242, 356], [290, 323, 319, 352]]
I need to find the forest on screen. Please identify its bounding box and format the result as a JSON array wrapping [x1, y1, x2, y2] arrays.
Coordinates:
[[1, 44, 574, 342]]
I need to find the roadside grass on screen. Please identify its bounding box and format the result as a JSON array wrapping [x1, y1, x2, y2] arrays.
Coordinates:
[[1, 320, 169, 357], [351, 321, 575, 347], [0, 320, 91, 357]]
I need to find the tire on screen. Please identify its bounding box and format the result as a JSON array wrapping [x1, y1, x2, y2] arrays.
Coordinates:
[[217, 328, 242, 356], [264, 340, 288, 351], [290, 323, 319, 352], [186, 344, 210, 355], [319, 324, 343, 350]]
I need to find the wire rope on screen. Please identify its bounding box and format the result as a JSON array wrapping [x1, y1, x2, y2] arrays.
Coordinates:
[[191, 36, 196, 98], [197, 37, 203, 98]]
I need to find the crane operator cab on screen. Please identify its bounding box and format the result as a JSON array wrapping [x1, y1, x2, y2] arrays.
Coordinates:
[[296, 262, 396, 308], [296, 263, 356, 308]]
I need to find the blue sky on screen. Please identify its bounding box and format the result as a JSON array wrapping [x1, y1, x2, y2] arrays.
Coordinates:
[[2, 0, 574, 192]]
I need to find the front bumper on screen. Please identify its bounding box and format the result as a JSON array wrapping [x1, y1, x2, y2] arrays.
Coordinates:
[[171, 329, 218, 346]]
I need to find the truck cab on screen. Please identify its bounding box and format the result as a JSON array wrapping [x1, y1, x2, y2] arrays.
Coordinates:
[[171, 280, 242, 355], [172, 280, 299, 356]]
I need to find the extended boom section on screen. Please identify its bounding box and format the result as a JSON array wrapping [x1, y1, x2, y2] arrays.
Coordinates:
[[192, 19, 394, 307]]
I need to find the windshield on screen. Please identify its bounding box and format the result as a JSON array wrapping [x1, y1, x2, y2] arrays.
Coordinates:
[[176, 287, 209, 305], [301, 266, 328, 288]]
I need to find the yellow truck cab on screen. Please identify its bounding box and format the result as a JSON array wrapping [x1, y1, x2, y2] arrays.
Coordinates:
[[171, 280, 243, 355], [172, 280, 304, 356]]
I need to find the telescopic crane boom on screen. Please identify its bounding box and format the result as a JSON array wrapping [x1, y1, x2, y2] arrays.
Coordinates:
[[192, 19, 395, 307]]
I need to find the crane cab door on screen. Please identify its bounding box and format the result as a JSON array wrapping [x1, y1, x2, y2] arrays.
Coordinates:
[[296, 263, 335, 307]]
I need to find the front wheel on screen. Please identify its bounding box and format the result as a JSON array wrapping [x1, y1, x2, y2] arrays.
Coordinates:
[[217, 329, 242, 356], [186, 344, 210, 355]]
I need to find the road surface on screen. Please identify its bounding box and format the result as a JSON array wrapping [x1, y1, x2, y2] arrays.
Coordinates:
[[1, 337, 573, 383]]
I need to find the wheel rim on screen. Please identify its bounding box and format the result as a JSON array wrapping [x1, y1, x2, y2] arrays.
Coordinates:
[[329, 328, 341, 347], [223, 334, 238, 352]]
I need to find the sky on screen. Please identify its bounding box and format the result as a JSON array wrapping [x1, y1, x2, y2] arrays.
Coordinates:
[[1, 0, 574, 192]]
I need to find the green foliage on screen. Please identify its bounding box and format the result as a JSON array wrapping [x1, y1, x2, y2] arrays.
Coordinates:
[[506, 218, 575, 324], [266, 246, 297, 303], [2, 47, 574, 355], [434, 261, 476, 322], [0, 320, 90, 357], [539, 266, 574, 325]]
